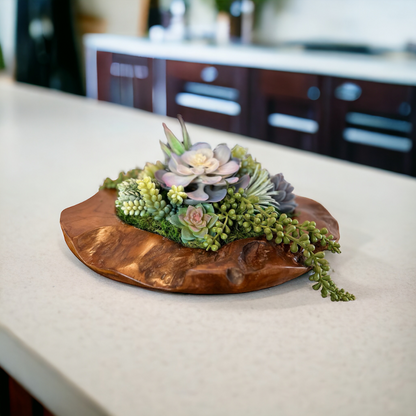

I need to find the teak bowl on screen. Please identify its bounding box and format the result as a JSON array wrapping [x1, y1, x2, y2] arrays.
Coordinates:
[[60, 189, 339, 294]]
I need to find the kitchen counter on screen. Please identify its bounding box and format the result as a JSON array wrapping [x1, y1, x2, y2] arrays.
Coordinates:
[[84, 34, 416, 87], [1, 79, 416, 416]]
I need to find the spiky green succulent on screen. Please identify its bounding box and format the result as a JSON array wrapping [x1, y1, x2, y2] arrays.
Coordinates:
[[245, 165, 279, 209]]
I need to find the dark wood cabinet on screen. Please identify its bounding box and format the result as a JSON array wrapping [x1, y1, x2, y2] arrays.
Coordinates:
[[250, 70, 328, 154], [93, 49, 416, 176], [97, 51, 153, 112], [327, 78, 415, 175], [166, 60, 249, 135]]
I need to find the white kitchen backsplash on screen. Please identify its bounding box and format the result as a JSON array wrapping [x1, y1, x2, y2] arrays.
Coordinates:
[[255, 0, 416, 49]]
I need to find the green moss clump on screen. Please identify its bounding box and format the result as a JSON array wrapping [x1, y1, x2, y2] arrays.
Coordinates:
[[117, 207, 181, 243]]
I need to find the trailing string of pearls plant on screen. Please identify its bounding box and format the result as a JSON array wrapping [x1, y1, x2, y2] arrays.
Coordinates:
[[101, 116, 355, 302]]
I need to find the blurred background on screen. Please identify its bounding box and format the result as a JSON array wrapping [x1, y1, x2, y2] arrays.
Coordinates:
[[0, 0, 415, 176]]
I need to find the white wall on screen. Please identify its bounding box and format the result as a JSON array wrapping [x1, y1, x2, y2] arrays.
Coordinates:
[[76, 0, 141, 36], [255, 0, 416, 49]]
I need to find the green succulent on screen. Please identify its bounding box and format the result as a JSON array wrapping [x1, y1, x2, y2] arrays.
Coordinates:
[[115, 178, 145, 216], [160, 115, 192, 160], [245, 165, 279, 209], [138, 161, 165, 180], [231, 145, 261, 177], [204, 186, 355, 302], [136, 176, 172, 220], [167, 185, 188, 206], [169, 203, 218, 244]]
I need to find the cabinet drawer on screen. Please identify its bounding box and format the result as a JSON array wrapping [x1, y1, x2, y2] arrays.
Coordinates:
[[97, 51, 153, 112], [329, 77, 415, 175], [332, 78, 413, 115], [250, 69, 325, 153], [166, 60, 249, 135], [166, 60, 243, 87], [259, 70, 320, 101]]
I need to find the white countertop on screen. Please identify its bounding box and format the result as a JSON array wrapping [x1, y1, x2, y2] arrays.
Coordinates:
[[1, 79, 416, 416], [84, 34, 416, 86]]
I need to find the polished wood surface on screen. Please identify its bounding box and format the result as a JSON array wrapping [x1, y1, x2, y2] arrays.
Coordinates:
[[60, 190, 339, 294]]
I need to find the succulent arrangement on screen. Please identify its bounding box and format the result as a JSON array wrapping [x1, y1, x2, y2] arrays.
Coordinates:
[[101, 117, 355, 302]]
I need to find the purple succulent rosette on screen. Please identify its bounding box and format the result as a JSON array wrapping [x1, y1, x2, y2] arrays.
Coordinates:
[[156, 142, 248, 203], [270, 173, 298, 214]]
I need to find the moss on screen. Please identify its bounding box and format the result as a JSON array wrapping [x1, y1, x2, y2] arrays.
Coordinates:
[[117, 208, 181, 243]]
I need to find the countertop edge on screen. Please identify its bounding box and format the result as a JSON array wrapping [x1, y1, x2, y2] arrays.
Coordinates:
[[0, 325, 110, 416]]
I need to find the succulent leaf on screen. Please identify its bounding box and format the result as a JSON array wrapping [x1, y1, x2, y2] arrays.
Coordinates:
[[178, 114, 192, 150], [160, 140, 172, 159], [163, 123, 185, 155]]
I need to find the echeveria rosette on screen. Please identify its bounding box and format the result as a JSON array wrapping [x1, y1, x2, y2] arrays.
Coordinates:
[[270, 173, 297, 214], [169, 203, 218, 244], [156, 141, 250, 203]]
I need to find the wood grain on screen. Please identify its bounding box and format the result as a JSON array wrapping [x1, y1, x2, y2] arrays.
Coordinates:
[[60, 190, 339, 294]]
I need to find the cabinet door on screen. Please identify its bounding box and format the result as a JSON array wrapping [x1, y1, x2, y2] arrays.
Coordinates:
[[329, 78, 415, 175], [97, 51, 153, 112], [166, 60, 249, 135], [250, 69, 327, 154]]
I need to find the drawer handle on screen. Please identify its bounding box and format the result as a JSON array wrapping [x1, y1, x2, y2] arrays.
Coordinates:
[[268, 113, 319, 134], [335, 82, 362, 101], [201, 66, 218, 83], [343, 128, 412, 152], [176, 93, 241, 116], [110, 63, 148, 79]]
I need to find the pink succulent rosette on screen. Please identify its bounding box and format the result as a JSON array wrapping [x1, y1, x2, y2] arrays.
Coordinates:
[[168, 203, 218, 243]]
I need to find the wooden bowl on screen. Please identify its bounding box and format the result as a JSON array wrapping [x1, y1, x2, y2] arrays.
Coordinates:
[[60, 189, 339, 294]]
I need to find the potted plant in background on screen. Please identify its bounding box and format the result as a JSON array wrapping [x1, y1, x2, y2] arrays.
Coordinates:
[[214, 0, 269, 44]]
